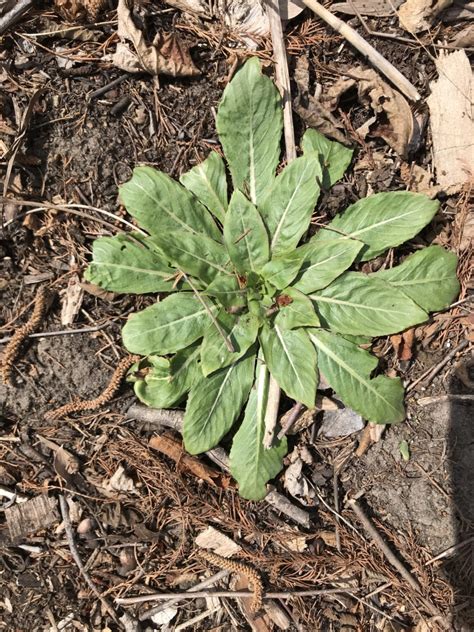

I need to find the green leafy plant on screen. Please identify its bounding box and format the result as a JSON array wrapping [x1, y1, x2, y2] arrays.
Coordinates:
[[85, 58, 459, 500]]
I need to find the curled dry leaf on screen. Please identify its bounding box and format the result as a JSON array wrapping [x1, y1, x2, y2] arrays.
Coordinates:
[[398, 0, 452, 33], [165, 0, 305, 35], [294, 55, 349, 145], [115, 0, 200, 77], [322, 67, 414, 157]]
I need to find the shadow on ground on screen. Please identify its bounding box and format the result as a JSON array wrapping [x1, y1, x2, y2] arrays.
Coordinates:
[[447, 353, 474, 630]]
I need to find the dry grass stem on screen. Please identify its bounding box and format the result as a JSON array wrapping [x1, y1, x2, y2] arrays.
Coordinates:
[[2, 285, 48, 385], [46, 354, 140, 419]]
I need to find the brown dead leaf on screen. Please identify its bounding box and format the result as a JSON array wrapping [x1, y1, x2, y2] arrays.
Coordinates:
[[80, 281, 117, 301], [149, 434, 226, 487], [324, 68, 414, 157], [234, 574, 272, 632], [115, 0, 200, 77], [398, 0, 452, 33], [294, 55, 350, 145], [400, 162, 440, 198], [391, 328, 415, 362]]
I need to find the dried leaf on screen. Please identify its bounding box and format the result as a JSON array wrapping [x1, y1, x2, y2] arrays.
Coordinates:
[[114, 0, 200, 77], [61, 277, 84, 326], [427, 50, 474, 194], [294, 56, 349, 145], [165, 0, 304, 35], [354, 69, 414, 157], [391, 328, 415, 361], [398, 0, 452, 33], [103, 465, 136, 493]]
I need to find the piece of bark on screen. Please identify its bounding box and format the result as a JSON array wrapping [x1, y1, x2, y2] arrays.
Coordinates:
[[6, 495, 59, 541], [149, 434, 229, 488], [331, 0, 403, 16], [427, 51, 474, 194], [195, 526, 242, 557]]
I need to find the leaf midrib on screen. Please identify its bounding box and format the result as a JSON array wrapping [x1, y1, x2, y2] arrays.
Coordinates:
[[275, 325, 304, 391], [309, 332, 399, 415]]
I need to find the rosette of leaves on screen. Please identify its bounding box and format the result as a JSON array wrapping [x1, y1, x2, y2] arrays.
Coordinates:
[[85, 58, 459, 500]]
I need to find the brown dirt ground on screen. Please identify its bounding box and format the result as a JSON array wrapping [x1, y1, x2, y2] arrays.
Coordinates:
[[1, 2, 473, 631]]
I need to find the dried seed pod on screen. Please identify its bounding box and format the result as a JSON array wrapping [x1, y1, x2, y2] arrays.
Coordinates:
[[198, 549, 264, 613], [2, 286, 48, 385], [46, 354, 140, 419]]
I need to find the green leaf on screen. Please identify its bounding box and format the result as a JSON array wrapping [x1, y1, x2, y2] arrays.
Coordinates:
[[216, 57, 282, 204], [223, 190, 269, 273], [134, 343, 201, 408], [122, 293, 218, 355], [302, 128, 353, 189], [200, 310, 260, 376], [204, 275, 247, 309], [120, 166, 221, 241], [310, 272, 428, 336], [84, 233, 177, 294], [293, 238, 363, 293], [151, 232, 231, 285], [230, 359, 287, 500], [180, 152, 228, 223], [370, 246, 459, 312], [274, 287, 320, 329], [183, 351, 256, 454], [259, 325, 317, 407], [260, 249, 307, 290], [399, 440, 410, 462], [314, 192, 439, 260], [259, 155, 321, 256], [309, 329, 405, 423]]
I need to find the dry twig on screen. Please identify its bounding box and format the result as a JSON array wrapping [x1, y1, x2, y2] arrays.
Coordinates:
[[2, 285, 48, 385], [302, 0, 421, 101], [347, 498, 423, 593], [46, 355, 140, 419], [58, 495, 122, 625]]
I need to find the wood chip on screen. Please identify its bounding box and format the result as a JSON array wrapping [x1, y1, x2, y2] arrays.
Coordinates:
[[6, 495, 59, 541], [427, 50, 474, 194]]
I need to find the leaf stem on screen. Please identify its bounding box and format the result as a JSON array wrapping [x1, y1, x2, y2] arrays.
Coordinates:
[[180, 271, 235, 353]]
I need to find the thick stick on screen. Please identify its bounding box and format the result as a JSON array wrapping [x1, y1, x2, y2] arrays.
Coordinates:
[[0, 0, 33, 35], [302, 0, 421, 102], [118, 587, 356, 606], [263, 0, 298, 449]]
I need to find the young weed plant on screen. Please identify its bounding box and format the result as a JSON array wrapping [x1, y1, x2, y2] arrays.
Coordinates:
[[86, 58, 459, 500]]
